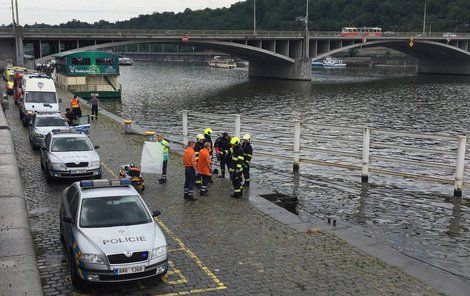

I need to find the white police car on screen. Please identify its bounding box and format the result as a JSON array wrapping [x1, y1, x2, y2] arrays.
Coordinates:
[[40, 130, 101, 182], [60, 179, 168, 288], [28, 113, 69, 149]]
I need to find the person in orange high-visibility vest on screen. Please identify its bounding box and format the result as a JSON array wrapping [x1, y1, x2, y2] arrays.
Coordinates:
[[183, 140, 197, 201], [70, 95, 82, 119], [196, 142, 212, 196]]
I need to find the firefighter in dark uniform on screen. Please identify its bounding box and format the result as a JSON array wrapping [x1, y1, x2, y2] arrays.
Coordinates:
[[241, 134, 253, 187], [228, 136, 244, 198], [194, 134, 205, 189], [214, 132, 230, 178], [203, 128, 214, 183]]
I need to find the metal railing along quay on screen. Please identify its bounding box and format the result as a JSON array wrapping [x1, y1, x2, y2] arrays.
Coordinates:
[[137, 110, 469, 198]]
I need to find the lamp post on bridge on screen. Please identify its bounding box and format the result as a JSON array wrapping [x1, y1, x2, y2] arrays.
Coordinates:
[[253, 0, 256, 35], [422, 0, 427, 35], [303, 0, 309, 59]]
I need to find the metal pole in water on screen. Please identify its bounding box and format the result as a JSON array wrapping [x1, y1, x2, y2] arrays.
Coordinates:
[[361, 127, 371, 183], [234, 114, 241, 138], [182, 110, 188, 146], [293, 120, 301, 172], [454, 135, 466, 197]]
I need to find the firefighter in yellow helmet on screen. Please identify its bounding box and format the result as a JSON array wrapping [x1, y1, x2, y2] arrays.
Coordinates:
[[194, 134, 205, 189], [228, 136, 244, 198], [241, 134, 252, 187], [203, 128, 214, 184]]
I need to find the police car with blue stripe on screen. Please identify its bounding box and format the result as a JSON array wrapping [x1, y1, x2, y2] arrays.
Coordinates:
[[60, 179, 168, 289]]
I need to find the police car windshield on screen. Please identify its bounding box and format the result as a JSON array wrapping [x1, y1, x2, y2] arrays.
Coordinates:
[[80, 195, 152, 228], [35, 117, 67, 127], [51, 137, 93, 152], [26, 91, 56, 103]]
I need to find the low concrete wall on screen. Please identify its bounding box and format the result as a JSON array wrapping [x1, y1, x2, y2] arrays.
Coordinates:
[[0, 104, 43, 295]]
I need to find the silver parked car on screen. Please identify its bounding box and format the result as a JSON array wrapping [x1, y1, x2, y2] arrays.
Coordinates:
[[60, 179, 168, 289], [28, 112, 69, 149], [40, 130, 101, 182]]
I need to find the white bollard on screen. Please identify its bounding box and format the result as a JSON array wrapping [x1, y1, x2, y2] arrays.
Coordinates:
[[234, 114, 241, 138], [454, 135, 466, 197], [182, 110, 188, 146], [293, 120, 301, 171], [361, 127, 371, 183]]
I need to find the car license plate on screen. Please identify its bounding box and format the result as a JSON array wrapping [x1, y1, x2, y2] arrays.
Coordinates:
[[114, 265, 145, 275], [74, 169, 86, 174]]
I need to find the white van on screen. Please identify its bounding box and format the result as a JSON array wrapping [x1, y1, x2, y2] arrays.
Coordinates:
[[19, 73, 60, 126]]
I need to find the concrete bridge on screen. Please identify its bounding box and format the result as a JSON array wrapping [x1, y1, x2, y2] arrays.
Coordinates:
[[2, 28, 470, 80]]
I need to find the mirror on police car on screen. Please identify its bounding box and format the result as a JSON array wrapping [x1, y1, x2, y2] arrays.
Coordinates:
[[94, 145, 100, 149], [152, 210, 161, 217], [62, 216, 74, 224], [58, 98, 63, 103]]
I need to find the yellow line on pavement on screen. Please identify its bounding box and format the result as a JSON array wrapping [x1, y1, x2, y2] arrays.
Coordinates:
[[162, 260, 188, 285], [100, 161, 227, 295], [155, 218, 227, 290]]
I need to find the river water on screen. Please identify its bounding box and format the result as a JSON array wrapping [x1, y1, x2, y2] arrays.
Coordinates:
[[100, 61, 470, 280]]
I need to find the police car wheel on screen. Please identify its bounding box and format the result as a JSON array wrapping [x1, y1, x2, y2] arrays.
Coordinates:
[[45, 168, 53, 183], [70, 252, 87, 290]]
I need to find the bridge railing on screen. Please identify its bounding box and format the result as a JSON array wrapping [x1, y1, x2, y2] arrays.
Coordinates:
[[153, 110, 468, 198], [1, 28, 468, 38]]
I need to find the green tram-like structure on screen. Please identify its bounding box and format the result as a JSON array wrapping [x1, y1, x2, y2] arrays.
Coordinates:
[[55, 51, 121, 99]]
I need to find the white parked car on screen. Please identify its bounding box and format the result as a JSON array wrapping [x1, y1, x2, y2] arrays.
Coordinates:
[[40, 130, 101, 182], [28, 113, 69, 149], [60, 179, 168, 289]]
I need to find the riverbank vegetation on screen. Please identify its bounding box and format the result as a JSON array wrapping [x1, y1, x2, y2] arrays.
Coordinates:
[[11, 0, 470, 33]]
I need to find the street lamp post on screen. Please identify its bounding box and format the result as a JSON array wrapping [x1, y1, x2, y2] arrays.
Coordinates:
[[304, 0, 309, 58], [10, 0, 16, 28], [422, 0, 427, 35], [253, 0, 256, 35]]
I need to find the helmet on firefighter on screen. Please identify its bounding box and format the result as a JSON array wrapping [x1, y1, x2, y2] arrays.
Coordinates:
[[230, 136, 240, 146], [243, 134, 251, 141], [204, 128, 213, 135], [197, 134, 205, 141]]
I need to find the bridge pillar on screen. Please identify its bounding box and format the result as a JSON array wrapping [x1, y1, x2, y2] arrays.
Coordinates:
[[417, 59, 470, 75], [249, 58, 311, 81], [15, 26, 24, 66], [0, 38, 16, 62]]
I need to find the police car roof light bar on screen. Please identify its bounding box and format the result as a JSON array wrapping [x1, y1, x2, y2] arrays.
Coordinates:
[[80, 179, 133, 189]]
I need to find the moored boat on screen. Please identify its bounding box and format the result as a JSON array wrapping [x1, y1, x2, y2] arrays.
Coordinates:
[[209, 56, 236, 69], [312, 57, 346, 68], [119, 56, 134, 66]]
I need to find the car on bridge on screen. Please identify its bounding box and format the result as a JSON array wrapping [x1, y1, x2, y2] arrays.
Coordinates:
[[28, 112, 69, 149], [40, 130, 102, 182], [60, 179, 168, 289]]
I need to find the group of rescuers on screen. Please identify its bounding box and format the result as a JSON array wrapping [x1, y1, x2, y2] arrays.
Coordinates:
[[182, 128, 253, 200]]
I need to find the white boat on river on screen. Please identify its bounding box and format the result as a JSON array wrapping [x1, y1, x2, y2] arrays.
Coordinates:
[[312, 57, 346, 68]]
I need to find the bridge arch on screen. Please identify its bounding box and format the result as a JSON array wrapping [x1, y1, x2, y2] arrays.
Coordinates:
[[37, 39, 295, 64], [311, 39, 470, 75]]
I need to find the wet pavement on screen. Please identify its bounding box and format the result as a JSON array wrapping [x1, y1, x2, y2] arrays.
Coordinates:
[[3, 92, 443, 295]]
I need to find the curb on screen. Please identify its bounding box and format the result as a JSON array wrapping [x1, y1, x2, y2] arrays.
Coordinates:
[[0, 104, 43, 295]]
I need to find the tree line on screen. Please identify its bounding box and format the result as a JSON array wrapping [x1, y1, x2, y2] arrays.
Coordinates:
[[9, 0, 470, 33]]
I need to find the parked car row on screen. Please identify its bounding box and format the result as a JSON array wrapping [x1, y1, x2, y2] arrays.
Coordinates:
[[6, 74, 168, 290]]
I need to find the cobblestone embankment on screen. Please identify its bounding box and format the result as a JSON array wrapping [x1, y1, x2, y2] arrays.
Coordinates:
[[4, 90, 444, 295]]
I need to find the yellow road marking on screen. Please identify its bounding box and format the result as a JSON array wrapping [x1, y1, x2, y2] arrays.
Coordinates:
[[162, 260, 188, 285], [100, 161, 227, 294], [155, 218, 227, 290]]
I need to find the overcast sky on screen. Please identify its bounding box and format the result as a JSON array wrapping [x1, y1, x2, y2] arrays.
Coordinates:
[[0, 0, 242, 25]]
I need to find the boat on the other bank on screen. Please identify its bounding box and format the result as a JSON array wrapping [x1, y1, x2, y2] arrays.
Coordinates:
[[209, 56, 236, 69], [119, 56, 134, 66], [312, 57, 347, 68]]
